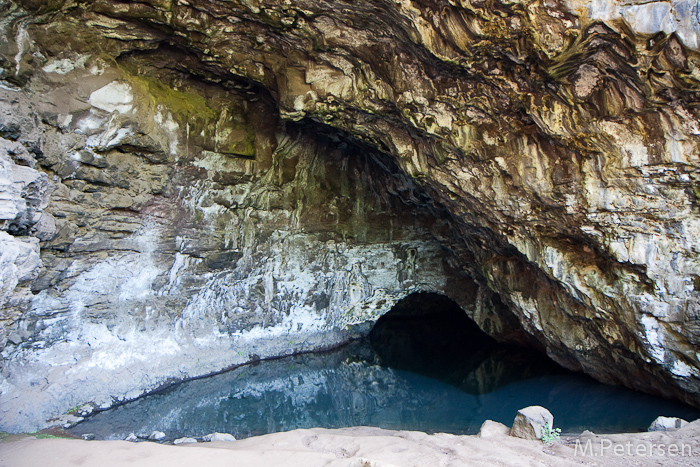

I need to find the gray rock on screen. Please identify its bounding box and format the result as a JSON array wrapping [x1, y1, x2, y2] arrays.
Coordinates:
[[6, 332, 24, 346], [81, 433, 95, 440], [565, 0, 700, 49], [510, 406, 554, 441], [173, 437, 198, 445], [32, 212, 57, 241], [76, 404, 95, 417], [124, 433, 138, 442], [203, 432, 235, 442], [57, 413, 83, 430], [477, 420, 510, 439], [148, 431, 166, 441], [648, 416, 689, 432], [0, 231, 42, 306]]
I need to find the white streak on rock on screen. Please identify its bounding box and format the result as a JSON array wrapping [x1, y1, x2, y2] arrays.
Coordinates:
[[88, 81, 133, 114], [641, 314, 666, 363], [41, 55, 89, 75]]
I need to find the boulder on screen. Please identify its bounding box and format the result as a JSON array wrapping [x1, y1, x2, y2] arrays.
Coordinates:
[[477, 420, 510, 439], [81, 433, 95, 441], [148, 431, 166, 441], [124, 433, 138, 442], [203, 432, 236, 442], [510, 406, 554, 441], [648, 416, 688, 432], [173, 437, 198, 445]]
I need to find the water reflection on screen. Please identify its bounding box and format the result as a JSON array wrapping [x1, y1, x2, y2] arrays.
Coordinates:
[[69, 339, 700, 440]]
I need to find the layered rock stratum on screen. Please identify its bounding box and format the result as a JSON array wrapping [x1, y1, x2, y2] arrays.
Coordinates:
[[1, 0, 700, 432]]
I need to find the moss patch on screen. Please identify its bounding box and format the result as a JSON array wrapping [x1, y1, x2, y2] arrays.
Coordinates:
[[221, 129, 256, 157], [126, 74, 217, 122]]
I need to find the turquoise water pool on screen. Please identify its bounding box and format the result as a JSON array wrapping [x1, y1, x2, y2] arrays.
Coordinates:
[[67, 337, 700, 441], [68, 293, 700, 440]]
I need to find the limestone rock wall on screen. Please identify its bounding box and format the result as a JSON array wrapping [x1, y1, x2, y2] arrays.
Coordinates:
[[0, 96, 53, 353], [2, 0, 700, 431]]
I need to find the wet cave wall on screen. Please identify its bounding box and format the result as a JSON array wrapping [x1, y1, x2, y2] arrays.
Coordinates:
[[2, 0, 700, 431]]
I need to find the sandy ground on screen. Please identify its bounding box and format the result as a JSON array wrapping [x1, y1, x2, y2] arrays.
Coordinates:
[[2, 423, 700, 467]]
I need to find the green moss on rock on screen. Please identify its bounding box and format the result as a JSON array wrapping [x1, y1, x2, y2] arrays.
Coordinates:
[[126, 74, 217, 122]]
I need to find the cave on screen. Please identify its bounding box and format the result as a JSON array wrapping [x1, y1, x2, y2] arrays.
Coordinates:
[[370, 292, 499, 372], [3, 0, 700, 441], [369, 292, 567, 395]]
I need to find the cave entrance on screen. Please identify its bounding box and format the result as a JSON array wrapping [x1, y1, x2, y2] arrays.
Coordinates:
[[369, 292, 566, 395]]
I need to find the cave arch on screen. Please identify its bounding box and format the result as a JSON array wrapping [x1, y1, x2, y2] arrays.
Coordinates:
[[369, 292, 567, 395], [369, 292, 497, 369]]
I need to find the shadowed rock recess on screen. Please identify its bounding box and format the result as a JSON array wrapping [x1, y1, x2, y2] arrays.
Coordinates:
[[1, 0, 700, 432]]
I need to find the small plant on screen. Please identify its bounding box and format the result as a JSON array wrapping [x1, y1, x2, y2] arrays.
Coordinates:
[[540, 421, 561, 445]]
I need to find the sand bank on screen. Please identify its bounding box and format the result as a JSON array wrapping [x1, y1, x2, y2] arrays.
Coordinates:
[[2, 422, 700, 467]]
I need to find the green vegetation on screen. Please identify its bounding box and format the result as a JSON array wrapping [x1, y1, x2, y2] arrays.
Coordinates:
[[540, 421, 561, 445], [0, 431, 71, 441], [126, 74, 217, 122], [692, 185, 700, 201]]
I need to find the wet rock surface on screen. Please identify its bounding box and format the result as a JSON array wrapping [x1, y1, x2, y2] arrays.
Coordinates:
[[1, 0, 700, 432]]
